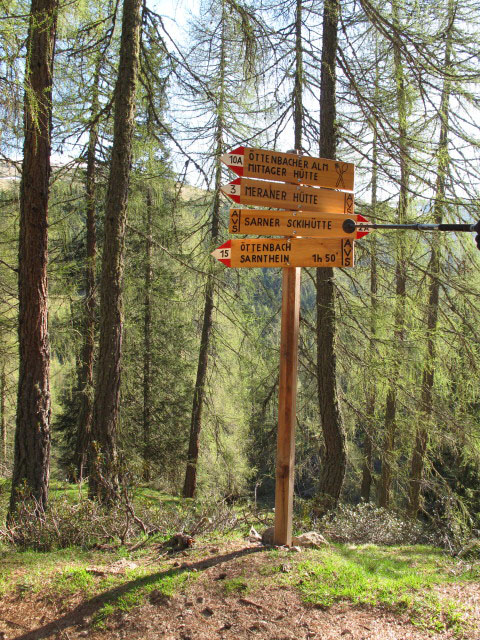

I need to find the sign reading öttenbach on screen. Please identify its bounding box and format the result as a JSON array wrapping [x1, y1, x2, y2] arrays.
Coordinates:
[[211, 237, 354, 268]]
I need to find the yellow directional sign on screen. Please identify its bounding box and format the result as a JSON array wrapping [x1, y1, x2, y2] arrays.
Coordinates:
[[221, 146, 354, 191], [211, 238, 354, 268], [229, 209, 369, 239], [221, 178, 354, 214]]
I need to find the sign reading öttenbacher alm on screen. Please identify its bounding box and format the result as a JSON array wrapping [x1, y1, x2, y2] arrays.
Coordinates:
[[221, 146, 354, 191]]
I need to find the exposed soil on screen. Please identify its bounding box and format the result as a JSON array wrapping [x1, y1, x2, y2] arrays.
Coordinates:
[[1, 539, 479, 640]]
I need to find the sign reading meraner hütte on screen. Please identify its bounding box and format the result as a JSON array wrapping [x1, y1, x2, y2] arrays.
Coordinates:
[[221, 178, 354, 214]]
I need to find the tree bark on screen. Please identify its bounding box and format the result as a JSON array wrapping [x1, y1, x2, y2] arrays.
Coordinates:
[[1, 362, 6, 464], [315, 0, 346, 514], [90, 0, 142, 502], [183, 278, 215, 497], [408, 0, 453, 517], [9, 0, 57, 519], [142, 186, 153, 482], [74, 63, 100, 482]]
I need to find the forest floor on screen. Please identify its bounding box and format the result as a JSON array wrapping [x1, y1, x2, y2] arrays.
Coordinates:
[[1, 534, 480, 640]]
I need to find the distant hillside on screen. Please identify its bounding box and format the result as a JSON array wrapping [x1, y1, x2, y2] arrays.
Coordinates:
[[0, 161, 20, 190], [0, 161, 207, 200]]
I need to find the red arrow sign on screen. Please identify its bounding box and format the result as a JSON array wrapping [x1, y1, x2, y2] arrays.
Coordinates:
[[212, 240, 232, 266]]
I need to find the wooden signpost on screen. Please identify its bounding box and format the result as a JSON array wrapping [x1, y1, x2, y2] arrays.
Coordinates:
[[221, 177, 354, 213], [221, 146, 355, 191], [216, 147, 359, 547], [229, 209, 369, 239], [211, 237, 354, 268], [275, 265, 300, 547]]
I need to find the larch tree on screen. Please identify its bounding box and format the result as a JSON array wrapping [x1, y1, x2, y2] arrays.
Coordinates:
[[89, 0, 142, 502], [48, 1, 118, 482], [73, 58, 101, 482], [182, 0, 262, 498], [360, 49, 380, 502], [119, 18, 193, 486], [8, 0, 58, 519], [408, 0, 455, 517], [315, 0, 347, 513], [182, 0, 227, 497], [378, 0, 411, 508]]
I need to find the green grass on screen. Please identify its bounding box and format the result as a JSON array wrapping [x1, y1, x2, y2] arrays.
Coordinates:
[[44, 481, 174, 506], [0, 546, 97, 596], [92, 567, 195, 628], [222, 576, 250, 594], [277, 544, 479, 635], [48, 567, 96, 596]]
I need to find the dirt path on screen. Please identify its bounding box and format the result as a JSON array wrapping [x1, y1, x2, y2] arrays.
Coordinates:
[[1, 540, 479, 640]]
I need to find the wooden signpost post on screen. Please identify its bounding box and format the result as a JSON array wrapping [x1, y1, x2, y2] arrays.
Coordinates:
[[215, 147, 358, 547], [275, 265, 300, 547]]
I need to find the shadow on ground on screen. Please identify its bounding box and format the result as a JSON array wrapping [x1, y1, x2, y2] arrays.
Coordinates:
[[13, 545, 266, 640]]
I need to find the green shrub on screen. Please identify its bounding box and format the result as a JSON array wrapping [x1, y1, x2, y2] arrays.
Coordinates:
[[2, 488, 241, 551], [318, 502, 430, 546]]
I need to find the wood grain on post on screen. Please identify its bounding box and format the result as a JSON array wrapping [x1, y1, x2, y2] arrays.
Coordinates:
[[274, 266, 301, 546]]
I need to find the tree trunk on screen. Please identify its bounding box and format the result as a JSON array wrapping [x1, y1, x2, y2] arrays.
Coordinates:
[[408, 0, 453, 517], [183, 279, 215, 497], [1, 362, 6, 464], [360, 426, 373, 501], [361, 227, 377, 502], [74, 63, 100, 482], [378, 0, 409, 509], [8, 0, 58, 519], [360, 62, 380, 502], [183, 0, 226, 499], [142, 186, 153, 482], [90, 0, 142, 502], [315, 0, 346, 514], [293, 0, 303, 151]]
